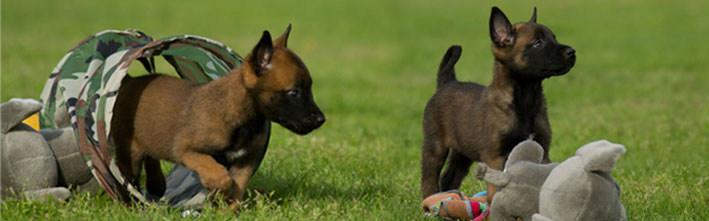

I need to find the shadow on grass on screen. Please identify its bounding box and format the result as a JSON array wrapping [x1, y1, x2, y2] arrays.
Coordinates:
[[246, 170, 388, 203]]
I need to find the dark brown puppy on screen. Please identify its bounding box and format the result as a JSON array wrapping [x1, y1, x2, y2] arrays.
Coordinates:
[[421, 7, 576, 201], [111, 25, 325, 208]]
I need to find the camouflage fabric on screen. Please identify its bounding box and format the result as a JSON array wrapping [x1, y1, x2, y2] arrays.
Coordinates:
[[38, 29, 243, 205]]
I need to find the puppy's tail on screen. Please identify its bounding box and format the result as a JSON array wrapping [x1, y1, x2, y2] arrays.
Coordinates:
[[437, 45, 462, 88]]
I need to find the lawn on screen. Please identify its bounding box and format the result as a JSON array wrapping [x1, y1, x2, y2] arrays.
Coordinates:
[[2, 0, 707, 220]]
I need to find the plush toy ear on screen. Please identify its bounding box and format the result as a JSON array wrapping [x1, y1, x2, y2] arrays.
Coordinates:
[[273, 24, 292, 48], [1, 98, 42, 133], [505, 139, 544, 168], [249, 31, 274, 76], [489, 7, 514, 47], [576, 140, 627, 172], [529, 7, 537, 23]]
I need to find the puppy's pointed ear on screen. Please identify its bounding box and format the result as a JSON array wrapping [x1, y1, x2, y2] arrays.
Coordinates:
[[273, 24, 292, 48], [529, 7, 537, 23], [250, 31, 274, 75], [489, 7, 514, 47]]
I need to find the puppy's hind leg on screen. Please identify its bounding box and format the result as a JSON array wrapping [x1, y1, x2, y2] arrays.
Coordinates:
[[421, 138, 449, 198], [144, 156, 166, 197], [440, 149, 473, 192], [115, 139, 144, 189]]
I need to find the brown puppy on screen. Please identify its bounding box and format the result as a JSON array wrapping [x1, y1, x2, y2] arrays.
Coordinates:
[[111, 25, 325, 208], [421, 7, 576, 201]]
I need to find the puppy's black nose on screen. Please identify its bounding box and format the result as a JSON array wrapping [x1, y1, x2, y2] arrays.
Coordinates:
[[305, 112, 326, 127], [563, 47, 576, 59], [315, 114, 326, 125]]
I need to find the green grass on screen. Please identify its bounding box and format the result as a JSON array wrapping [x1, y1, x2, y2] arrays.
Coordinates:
[[2, 0, 707, 220]]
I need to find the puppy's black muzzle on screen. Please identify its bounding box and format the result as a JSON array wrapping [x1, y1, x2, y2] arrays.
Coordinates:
[[281, 111, 325, 135], [552, 46, 576, 76]]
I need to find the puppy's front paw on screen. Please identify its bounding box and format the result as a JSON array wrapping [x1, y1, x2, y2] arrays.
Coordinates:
[[205, 176, 236, 201]]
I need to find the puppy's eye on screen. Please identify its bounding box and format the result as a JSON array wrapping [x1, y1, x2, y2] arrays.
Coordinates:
[[287, 89, 299, 97], [533, 40, 543, 48]]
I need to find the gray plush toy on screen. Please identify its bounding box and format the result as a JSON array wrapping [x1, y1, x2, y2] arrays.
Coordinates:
[[475, 139, 559, 221], [1, 99, 100, 201], [532, 140, 627, 221]]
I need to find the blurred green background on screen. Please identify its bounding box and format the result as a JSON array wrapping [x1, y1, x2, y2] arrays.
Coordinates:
[[2, 0, 707, 220]]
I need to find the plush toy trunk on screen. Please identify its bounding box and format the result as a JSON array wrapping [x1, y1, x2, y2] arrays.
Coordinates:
[[38, 29, 245, 205]]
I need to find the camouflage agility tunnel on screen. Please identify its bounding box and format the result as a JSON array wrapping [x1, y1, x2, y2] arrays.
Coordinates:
[[38, 29, 244, 205]]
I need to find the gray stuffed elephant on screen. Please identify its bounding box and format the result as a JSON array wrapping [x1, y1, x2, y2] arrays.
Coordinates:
[[1, 98, 100, 201], [475, 139, 559, 221], [532, 140, 627, 221]]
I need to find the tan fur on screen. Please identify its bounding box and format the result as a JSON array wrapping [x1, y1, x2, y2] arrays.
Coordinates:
[[111, 26, 323, 210]]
